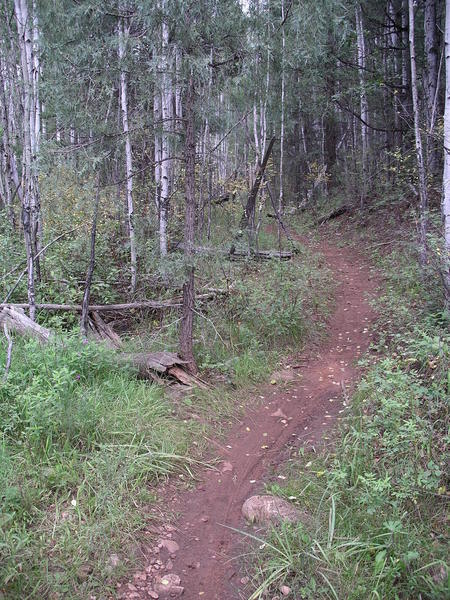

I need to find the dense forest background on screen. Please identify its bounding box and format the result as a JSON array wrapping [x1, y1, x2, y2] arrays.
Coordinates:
[[1, 0, 449, 340], [0, 1, 449, 599]]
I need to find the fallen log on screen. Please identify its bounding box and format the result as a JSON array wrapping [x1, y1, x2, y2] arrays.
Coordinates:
[[0, 306, 52, 343], [316, 205, 349, 225], [174, 243, 292, 261], [0, 291, 226, 313], [0, 307, 208, 388], [123, 352, 209, 388]]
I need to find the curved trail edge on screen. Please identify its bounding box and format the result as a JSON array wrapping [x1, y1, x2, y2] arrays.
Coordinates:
[[120, 230, 378, 600]]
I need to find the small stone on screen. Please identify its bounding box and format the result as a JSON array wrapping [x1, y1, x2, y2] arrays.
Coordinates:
[[242, 495, 307, 525], [166, 560, 173, 570], [270, 408, 288, 419], [127, 583, 138, 592], [221, 461, 233, 473], [240, 576, 250, 585], [200, 516, 209, 522], [148, 591, 159, 599], [280, 585, 291, 596], [160, 539, 180, 554], [153, 573, 184, 598]]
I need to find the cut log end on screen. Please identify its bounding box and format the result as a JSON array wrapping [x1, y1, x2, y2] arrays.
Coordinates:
[[122, 351, 209, 388]]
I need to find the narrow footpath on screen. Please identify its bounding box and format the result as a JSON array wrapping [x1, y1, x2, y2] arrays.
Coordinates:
[[119, 230, 378, 600]]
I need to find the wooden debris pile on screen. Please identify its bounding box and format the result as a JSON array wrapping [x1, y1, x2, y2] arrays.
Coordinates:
[[123, 351, 209, 388], [0, 306, 208, 388]]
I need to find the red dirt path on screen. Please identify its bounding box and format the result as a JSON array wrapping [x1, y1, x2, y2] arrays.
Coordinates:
[[119, 231, 378, 600]]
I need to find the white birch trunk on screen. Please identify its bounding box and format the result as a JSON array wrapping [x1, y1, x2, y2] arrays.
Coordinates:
[[118, 15, 137, 293], [159, 3, 171, 257], [442, 0, 450, 303], [409, 0, 428, 266], [356, 3, 369, 203]]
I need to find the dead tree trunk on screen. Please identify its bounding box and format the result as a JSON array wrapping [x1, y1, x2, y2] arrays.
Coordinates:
[[241, 135, 276, 232], [442, 0, 450, 306], [179, 75, 197, 374], [409, 0, 429, 267], [80, 178, 101, 337]]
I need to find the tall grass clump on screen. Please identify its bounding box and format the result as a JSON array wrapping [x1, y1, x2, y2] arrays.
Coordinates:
[[0, 336, 204, 599], [197, 250, 332, 384]]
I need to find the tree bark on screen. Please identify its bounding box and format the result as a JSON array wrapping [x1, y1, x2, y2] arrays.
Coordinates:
[[118, 14, 137, 292], [409, 0, 428, 266], [14, 0, 39, 319], [356, 3, 369, 206], [442, 0, 450, 305], [279, 0, 286, 251], [241, 136, 276, 231], [179, 75, 197, 373], [424, 0, 439, 176], [159, 1, 171, 257], [80, 177, 101, 338]]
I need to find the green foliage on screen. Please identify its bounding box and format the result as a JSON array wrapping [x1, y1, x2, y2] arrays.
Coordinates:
[[196, 248, 332, 384], [0, 336, 206, 598]]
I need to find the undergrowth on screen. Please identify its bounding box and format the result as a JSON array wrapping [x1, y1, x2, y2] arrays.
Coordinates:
[[0, 218, 332, 597], [0, 336, 213, 598], [248, 224, 449, 599]]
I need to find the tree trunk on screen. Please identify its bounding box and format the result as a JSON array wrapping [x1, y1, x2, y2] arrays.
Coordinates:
[[14, 0, 39, 319], [118, 14, 137, 292], [442, 0, 450, 305], [279, 0, 286, 250], [179, 75, 197, 373], [159, 2, 171, 257], [424, 0, 439, 176], [80, 177, 101, 338], [356, 3, 369, 206], [241, 136, 276, 232], [409, 0, 428, 266]]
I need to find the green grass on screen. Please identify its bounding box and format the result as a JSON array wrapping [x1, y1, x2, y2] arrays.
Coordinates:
[[0, 230, 333, 598], [246, 224, 449, 600], [0, 336, 209, 598]]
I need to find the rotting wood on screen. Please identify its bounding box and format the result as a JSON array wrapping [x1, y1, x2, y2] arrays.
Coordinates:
[[0, 306, 52, 343], [89, 311, 122, 348], [0, 291, 226, 313], [174, 243, 292, 261], [316, 205, 349, 225], [123, 351, 209, 388]]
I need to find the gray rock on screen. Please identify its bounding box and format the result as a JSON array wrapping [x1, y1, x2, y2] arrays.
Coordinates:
[[242, 495, 306, 525], [153, 573, 184, 597]]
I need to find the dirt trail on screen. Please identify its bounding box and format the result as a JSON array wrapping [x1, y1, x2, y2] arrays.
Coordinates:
[[119, 231, 377, 600]]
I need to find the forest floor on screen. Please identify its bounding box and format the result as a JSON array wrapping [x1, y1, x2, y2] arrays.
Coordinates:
[[118, 226, 379, 600]]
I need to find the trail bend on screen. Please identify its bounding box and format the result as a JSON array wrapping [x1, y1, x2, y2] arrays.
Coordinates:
[[119, 230, 377, 600]]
